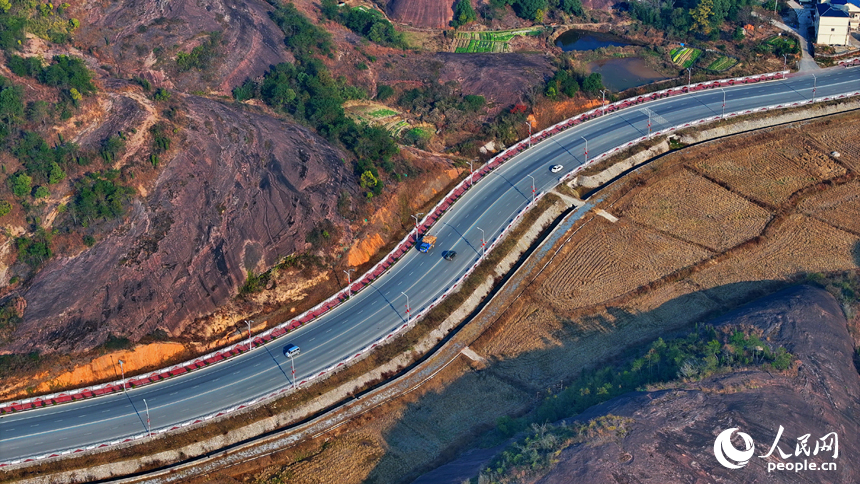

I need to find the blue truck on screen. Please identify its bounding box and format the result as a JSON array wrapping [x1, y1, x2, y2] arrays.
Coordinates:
[[417, 235, 437, 253]]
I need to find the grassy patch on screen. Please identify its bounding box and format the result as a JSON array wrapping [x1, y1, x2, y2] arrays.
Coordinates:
[[368, 108, 397, 118], [669, 47, 702, 68], [453, 27, 545, 53], [706, 55, 738, 71]]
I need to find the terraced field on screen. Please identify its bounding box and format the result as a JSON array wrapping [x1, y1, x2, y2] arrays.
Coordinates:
[[669, 47, 701, 68], [800, 180, 860, 234], [343, 101, 416, 137], [706, 55, 738, 71]]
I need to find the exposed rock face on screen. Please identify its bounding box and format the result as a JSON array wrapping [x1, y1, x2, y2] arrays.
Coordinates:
[[76, 0, 292, 93], [11, 96, 356, 353], [387, 0, 453, 29], [538, 286, 860, 484]]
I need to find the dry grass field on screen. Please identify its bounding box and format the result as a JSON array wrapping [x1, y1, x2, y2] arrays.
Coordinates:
[[800, 180, 860, 234], [228, 111, 860, 484], [536, 217, 712, 311], [620, 168, 773, 251]]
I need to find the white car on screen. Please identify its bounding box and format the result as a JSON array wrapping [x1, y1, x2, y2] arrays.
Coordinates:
[[550, 164, 563, 173]]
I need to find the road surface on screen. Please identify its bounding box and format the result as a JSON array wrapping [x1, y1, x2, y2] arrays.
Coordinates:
[[1, 68, 857, 463]]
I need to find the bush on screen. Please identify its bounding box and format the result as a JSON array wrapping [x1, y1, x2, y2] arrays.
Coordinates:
[[70, 171, 135, 226], [452, 0, 478, 27], [376, 84, 394, 101], [0, 199, 10, 217]]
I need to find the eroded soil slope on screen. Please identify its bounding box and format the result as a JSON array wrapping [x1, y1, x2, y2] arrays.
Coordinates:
[[539, 285, 860, 483], [12, 95, 356, 353]]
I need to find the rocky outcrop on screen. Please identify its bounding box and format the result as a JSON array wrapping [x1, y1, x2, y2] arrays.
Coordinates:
[[538, 285, 860, 484], [10, 96, 357, 353], [76, 0, 292, 93]]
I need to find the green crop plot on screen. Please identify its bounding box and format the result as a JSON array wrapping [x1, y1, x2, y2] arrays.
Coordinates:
[[707, 55, 738, 71], [670, 47, 702, 68], [369, 109, 397, 118], [453, 27, 545, 53]]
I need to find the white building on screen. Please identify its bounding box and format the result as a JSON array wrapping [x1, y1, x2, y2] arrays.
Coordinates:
[[815, 0, 859, 45]]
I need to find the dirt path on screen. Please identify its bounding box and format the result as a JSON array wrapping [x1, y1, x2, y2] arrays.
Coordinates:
[[755, 6, 820, 72]]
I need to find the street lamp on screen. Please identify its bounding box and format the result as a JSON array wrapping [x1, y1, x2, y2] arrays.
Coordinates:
[[401, 291, 410, 324], [288, 352, 297, 390], [686, 67, 692, 88], [647, 110, 652, 139], [468, 160, 474, 187], [811, 73, 817, 103], [118, 359, 125, 392], [783, 53, 788, 72], [143, 398, 152, 438], [343, 268, 355, 298], [477, 227, 485, 257], [525, 122, 532, 148], [411, 212, 424, 243], [245, 319, 253, 351], [599, 89, 608, 115], [720, 88, 726, 119], [526, 174, 535, 204], [580, 136, 588, 164]]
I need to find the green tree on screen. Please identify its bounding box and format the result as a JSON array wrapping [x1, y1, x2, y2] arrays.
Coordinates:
[[10, 172, 31, 197], [0, 0, 11, 14], [512, 0, 548, 21], [376, 84, 394, 101], [48, 161, 65, 184], [153, 88, 171, 101], [452, 0, 478, 27], [690, 0, 714, 34], [33, 185, 49, 198], [581, 72, 603, 93], [555, 0, 583, 16], [0, 200, 11, 217], [360, 170, 378, 189]]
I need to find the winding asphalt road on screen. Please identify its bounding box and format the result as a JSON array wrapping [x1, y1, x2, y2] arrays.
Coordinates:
[[1, 68, 858, 463]]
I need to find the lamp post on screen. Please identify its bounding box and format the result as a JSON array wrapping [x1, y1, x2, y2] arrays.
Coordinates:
[[246, 319, 253, 351], [580, 136, 588, 164], [289, 352, 296, 390], [143, 398, 151, 438], [477, 227, 485, 258], [526, 174, 535, 204], [599, 89, 608, 115], [647, 110, 652, 139], [783, 53, 788, 72], [411, 212, 424, 243], [343, 268, 355, 298], [720, 88, 726, 119], [525, 122, 532, 148], [118, 359, 125, 392], [811, 73, 817, 103], [686, 67, 692, 88], [401, 291, 410, 325], [468, 160, 474, 187]]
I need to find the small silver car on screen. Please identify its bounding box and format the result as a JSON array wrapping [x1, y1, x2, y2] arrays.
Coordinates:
[[550, 164, 563, 173]]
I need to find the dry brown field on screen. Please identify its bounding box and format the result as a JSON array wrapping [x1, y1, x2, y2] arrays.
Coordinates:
[[619, 168, 772, 251], [800, 180, 860, 234], [535, 217, 712, 311], [691, 129, 845, 207], [227, 112, 860, 484]]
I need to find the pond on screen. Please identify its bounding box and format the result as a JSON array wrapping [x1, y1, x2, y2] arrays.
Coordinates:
[[555, 29, 633, 51], [587, 57, 671, 92]]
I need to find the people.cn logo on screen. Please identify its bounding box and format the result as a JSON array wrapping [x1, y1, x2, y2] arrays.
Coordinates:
[[714, 428, 756, 469]]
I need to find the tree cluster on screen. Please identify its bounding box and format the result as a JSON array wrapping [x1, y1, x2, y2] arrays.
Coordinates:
[[70, 170, 135, 227], [452, 0, 478, 27], [321, 0, 406, 48], [545, 65, 604, 98], [175, 31, 223, 72], [268, 1, 333, 60], [628, 0, 756, 38]]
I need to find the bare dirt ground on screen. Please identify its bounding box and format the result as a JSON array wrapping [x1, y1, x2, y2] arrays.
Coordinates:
[[187, 113, 860, 484]]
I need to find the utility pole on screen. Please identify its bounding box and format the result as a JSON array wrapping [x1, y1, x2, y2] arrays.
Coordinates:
[[401, 292, 410, 325], [525, 122, 532, 148], [811, 73, 817, 103], [343, 268, 355, 298], [143, 398, 151, 438], [580, 136, 588, 164], [647, 110, 652, 139], [526, 174, 535, 204], [118, 359, 126, 392], [599, 89, 608, 115], [411, 212, 424, 243], [246, 319, 252, 352], [289, 353, 296, 390], [477, 227, 485, 258]]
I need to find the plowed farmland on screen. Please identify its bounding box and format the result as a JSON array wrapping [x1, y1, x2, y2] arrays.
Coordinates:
[[537, 217, 712, 311], [800, 180, 860, 234], [620, 168, 772, 251]]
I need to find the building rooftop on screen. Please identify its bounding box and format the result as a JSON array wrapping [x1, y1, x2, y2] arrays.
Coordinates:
[[817, 3, 850, 17]]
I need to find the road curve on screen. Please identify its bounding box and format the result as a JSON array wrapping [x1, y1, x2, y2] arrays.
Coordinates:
[[1, 68, 858, 463]]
